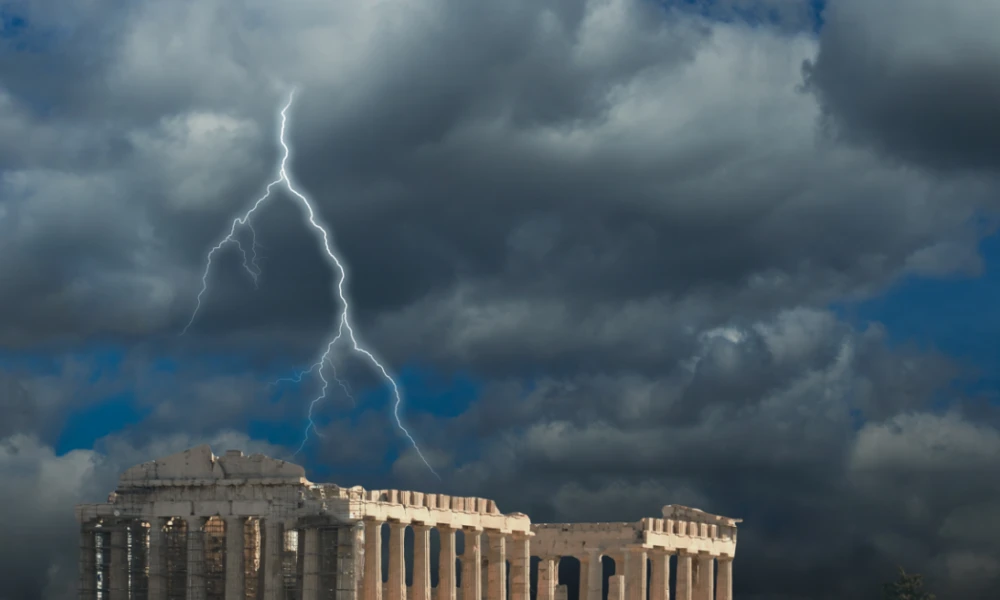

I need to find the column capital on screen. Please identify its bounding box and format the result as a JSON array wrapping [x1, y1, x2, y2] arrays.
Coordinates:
[[388, 520, 408, 529], [509, 531, 533, 541], [716, 555, 734, 563], [463, 525, 484, 532]]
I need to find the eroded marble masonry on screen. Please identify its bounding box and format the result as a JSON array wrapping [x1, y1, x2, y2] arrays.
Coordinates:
[[76, 446, 739, 600]]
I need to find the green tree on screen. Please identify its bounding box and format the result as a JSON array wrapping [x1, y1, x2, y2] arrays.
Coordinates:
[[883, 566, 936, 600]]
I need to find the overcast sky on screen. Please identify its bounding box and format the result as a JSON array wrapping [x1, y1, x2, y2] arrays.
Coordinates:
[[2, 0, 1000, 598]]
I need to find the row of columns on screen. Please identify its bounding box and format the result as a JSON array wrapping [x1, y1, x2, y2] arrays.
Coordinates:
[[538, 549, 733, 600], [81, 516, 285, 600], [361, 520, 531, 600]]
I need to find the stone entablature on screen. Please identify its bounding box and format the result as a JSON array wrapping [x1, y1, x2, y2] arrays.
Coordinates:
[[76, 446, 739, 600]]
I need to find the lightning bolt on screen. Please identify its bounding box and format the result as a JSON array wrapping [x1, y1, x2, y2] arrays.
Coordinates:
[[183, 89, 440, 480]]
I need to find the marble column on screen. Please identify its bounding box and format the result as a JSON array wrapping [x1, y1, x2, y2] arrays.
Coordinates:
[[363, 520, 383, 600], [109, 523, 129, 600], [583, 550, 603, 600], [538, 556, 557, 600], [148, 518, 168, 600], [608, 575, 625, 600], [693, 555, 713, 600], [649, 551, 670, 600], [439, 526, 458, 600], [624, 549, 647, 600], [302, 527, 322, 600], [186, 517, 208, 600], [508, 533, 530, 600], [225, 517, 246, 600], [463, 529, 483, 600], [412, 524, 432, 600], [79, 527, 96, 600], [714, 558, 732, 600], [262, 519, 284, 600], [485, 532, 506, 600], [675, 553, 692, 600], [388, 522, 406, 600]]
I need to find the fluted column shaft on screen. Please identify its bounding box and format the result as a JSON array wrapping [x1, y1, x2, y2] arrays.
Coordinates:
[[262, 519, 283, 600], [694, 555, 713, 600], [508, 533, 530, 600], [439, 526, 458, 600], [225, 517, 246, 600], [584, 550, 603, 600], [649, 551, 670, 600], [486, 532, 506, 600], [608, 575, 625, 600], [412, 524, 432, 600], [364, 520, 383, 600], [624, 549, 646, 600], [675, 553, 692, 600], [388, 522, 406, 600], [463, 529, 483, 600], [301, 527, 321, 600], [538, 556, 557, 600], [714, 558, 732, 600], [148, 519, 167, 600]]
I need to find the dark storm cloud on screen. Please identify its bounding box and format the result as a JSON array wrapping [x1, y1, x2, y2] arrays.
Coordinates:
[[3, 1, 1000, 599], [804, 0, 1000, 171], [391, 310, 999, 599]]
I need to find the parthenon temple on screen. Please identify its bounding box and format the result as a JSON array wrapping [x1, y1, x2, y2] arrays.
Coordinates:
[[76, 446, 740, 600]]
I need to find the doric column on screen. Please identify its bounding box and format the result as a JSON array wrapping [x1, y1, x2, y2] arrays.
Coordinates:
[[109, 523, 129, 600], [714, 557, 732, 600], [412, 524, 432, 600], [225, 517, 246, 600], [583, 550, 603, 600], [262, 519, 284, 600], [439, 526, 458, 600], [79, 526, 96, 600], [675, 553, 692, 600], [508, 533, 530, 600], [608, 575, 625, 600], [537, 556, 557, 600], [462, 529, 483, 600], [363, 520, 383, 600], [485, 531, 506, 600], [649, 550, 670, 600], [624, 549, 646, 600], [302, 527, 321, 600], [388, 522, 406, 600], [693, 555, 713, 600], [148, 518, 168, 600], [186, 517, 208, 600]]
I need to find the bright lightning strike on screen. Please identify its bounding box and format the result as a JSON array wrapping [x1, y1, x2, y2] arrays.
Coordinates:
[[183, 89, 440, 480]]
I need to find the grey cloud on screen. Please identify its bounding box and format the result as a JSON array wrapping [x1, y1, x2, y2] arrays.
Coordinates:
[[804, 0, 1000, 171]]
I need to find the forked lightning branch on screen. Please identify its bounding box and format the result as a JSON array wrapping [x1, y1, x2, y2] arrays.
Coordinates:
[[182, 89, 440, 479]]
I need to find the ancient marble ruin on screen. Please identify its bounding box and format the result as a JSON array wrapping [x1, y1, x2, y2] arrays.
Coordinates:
[[76, 446, 739, 600]]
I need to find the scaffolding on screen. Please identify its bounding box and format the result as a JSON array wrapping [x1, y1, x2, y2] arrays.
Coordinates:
[[164, 518, 188, 600], [318, 525, 343, 600], [282, 527, 304, 600], [205, 517, 227, 600], [245, 517, 263, 600], [129, 520, 150, 600]]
